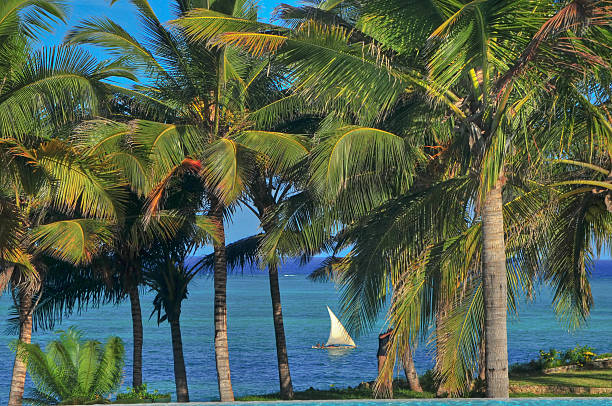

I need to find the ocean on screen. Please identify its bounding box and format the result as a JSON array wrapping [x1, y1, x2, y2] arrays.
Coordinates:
[[1, 259, 611, 403]]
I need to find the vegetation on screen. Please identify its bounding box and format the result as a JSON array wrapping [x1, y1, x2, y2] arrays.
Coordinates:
[[238, 370, 612, 401], [510, 369, 612, 389], [237, 383, 435, 401], [511, 346, 602, 374], [14, 328, 124, 406], [115, 384, 171, 403], [0, 0, 611, 404]]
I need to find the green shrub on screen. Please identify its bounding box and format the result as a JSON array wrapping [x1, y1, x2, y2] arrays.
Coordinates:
[[510, 360, 542, 375], [14, 327, 124, 405], [115, 384, 171, 402], [511, 345, 601, 375], [419, 369, 439, 393], [539, 348, 563, 369], [561, 345, 597, 367]]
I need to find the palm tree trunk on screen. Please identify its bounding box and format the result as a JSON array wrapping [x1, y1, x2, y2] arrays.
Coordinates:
[[8, 289, 33, 406], [402, 345, 422, 392], [170, 317, 189, 402], [0, 265, 14, 296], [481, 183, 509, 398], [268, 263, 294, 399], [210, 200, 234, 402], [129, 285, 143, 388], [478, 334, 486, 381]]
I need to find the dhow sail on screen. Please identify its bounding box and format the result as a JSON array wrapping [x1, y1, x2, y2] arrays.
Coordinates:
[[325, 306, 356, 347]]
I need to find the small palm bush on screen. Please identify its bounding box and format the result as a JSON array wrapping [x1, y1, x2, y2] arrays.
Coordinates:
[[14, 328, 124, 405]]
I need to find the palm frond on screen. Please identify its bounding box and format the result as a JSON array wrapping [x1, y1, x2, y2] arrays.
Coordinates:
[[236, 130, 309, 174], [0, 0, 67, 38], [31, 219, 114, 265], [194, 233, 263, 274]]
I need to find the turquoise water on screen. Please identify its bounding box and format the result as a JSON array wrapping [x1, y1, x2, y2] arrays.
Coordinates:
[[204, 401, 612, 405], [207, 401, 612, 406], [1, 259, 611, 403]]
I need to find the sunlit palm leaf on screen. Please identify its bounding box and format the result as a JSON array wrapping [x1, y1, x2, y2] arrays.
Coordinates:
[[0, 0, 67, 38], [236, 130, 309, 174], [31, 219, 114, 265]]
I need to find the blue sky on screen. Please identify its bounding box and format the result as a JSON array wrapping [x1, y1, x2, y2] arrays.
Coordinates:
[[39, 0, 296, 248], [42, 0, 292, 45]]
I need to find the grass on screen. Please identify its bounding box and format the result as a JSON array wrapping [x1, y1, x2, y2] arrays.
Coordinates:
[[511, 393, 612, 398], [510, 369, 612, 388], [237, 370, 612, 402], [237, 386, 435, 401]]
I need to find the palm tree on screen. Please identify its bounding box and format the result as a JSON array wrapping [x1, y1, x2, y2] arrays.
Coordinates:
[[196, 128, 311, 399], [147, 257, 197, 403], [0, 48, 132, 406], [0, 8, 133, 402], [142, 168, 216, 403], [15, 327, 124, 405], [1, 136, 129, 406], [65, 0, 237, 395], [69, 116, 204, 389], [176, 0, 612, 397], [68, 1, 317, 399], [1, 9, 135, 406]]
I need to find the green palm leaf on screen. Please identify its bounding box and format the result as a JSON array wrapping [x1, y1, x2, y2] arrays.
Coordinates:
[[236, 130, 309, 174], [0, 0, 67, 38], [31, 219, 113, 265]]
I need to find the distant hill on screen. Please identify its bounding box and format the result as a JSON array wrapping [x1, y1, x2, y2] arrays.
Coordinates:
[[187, 256, 328, 276]]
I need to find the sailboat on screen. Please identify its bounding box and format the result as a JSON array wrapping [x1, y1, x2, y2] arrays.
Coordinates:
[[312, 306, 356, 349]]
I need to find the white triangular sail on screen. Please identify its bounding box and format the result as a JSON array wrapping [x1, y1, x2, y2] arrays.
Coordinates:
[[325, 306, 356, 347]]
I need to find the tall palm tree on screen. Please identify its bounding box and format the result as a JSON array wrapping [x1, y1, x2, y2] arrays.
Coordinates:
[[69, 116, 204, 389], [67, 0, 308, 400], [176, 0, 612, 397], [148, 257, 196, 403], [144, 168, 216, 403], [0, 7, 134, 400], [196, 123, 311, 398], [64, 0, 227, 390]]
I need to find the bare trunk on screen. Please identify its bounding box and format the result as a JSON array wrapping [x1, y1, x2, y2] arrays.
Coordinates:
[[478, 334, 486, 381], [170, 318, 189, 402], [481, 184, 509, 398], [268, 263, 294, 399], [402, 345, 422, 392], [129, 285, 143, 388], [210, 201, 234, 402], [0, 265, 14, 296], [377, 355, 393, 398], [8, 289, 33, 406]]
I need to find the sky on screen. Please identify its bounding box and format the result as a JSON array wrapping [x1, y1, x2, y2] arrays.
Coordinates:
[[39, 0, 297, 248]]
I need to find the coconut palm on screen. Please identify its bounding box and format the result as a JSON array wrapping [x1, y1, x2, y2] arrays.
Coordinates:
[[1, 134, 130, 406], [66, 0, 312, 399], [63, 0, 228, 388], [0, 45, 133, 406], [147, 257, 196, 402], [14, 327, 124, 405], [196, 155, 310, 399], [67, 116, 204, 389], [141, 168, 217, 402], [176, 0, 612, 397], [0, 7, 134, 400]]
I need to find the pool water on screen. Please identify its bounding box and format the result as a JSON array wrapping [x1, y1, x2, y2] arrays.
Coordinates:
[[198, 399, 612, 406]]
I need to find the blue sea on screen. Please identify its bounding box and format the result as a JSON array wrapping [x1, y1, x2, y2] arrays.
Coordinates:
[[1, 259, 611, 403]]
